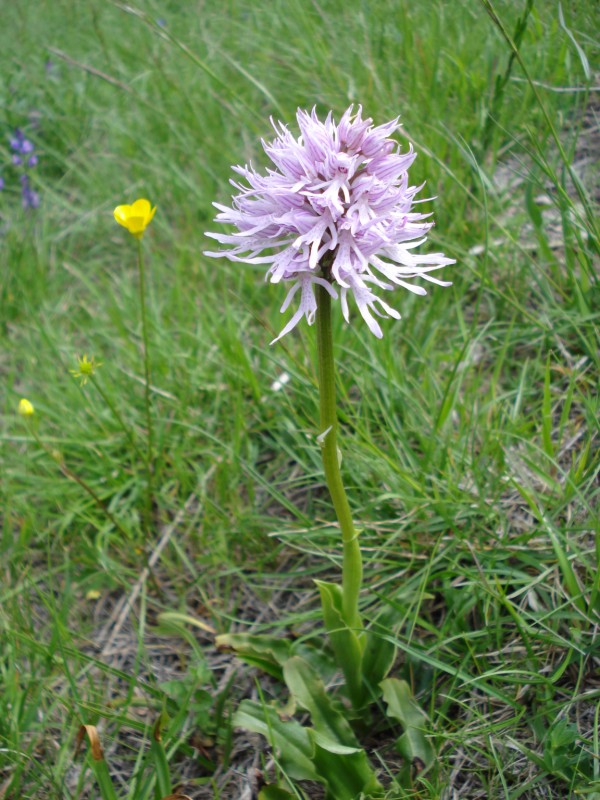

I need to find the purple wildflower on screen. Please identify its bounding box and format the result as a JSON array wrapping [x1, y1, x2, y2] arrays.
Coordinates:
[[20, 174, 40, 210], [0, 176, 4, 191], [9, 129, 34, 155], [206, 105, 454, 342], [9, 132, 23, 151]]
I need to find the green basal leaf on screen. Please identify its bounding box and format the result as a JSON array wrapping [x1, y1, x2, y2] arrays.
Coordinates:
[[216, 633, 292, 681], [234, 699, 318, 782], [283, 656, 359, 747], [258, 786, 298, 800], [284, 657, 384, 799], [361, 621, 397, 699], [236, 659, 384, 799], [315, 580, 366, 709], [380, 678, 436, 779], [292, 640, 337, 683], [312, 730, 363, 755], [309, 734, 385, 800]]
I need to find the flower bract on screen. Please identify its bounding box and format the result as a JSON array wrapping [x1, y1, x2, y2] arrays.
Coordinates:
[[206, 105, 455, 342], [18, 398, 35, 417], [113, 198, 156, 239]]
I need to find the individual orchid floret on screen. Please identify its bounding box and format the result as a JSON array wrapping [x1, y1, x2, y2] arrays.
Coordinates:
[[206, 105, 454, 343]]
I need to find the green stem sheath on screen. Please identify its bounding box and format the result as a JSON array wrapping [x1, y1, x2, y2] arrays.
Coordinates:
[[136, 238, 154, 533], [315, 283, 363, 632]]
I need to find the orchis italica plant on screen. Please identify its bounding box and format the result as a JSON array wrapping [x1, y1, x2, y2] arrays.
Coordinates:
[[208, 106, 452, 796]]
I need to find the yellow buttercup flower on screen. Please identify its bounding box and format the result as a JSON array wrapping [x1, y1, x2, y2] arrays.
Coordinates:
[[18, 398, 35, 416], [113, 198, 156, 239]]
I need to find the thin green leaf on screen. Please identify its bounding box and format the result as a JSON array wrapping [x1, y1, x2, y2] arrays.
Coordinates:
[[151, 714, 172, 798], [542, 356, 554, 459], [558, 2, 591, 80], [76, 725, 119, 800]]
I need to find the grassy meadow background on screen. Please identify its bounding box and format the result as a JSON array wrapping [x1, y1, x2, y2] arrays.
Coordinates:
[[1, 0, 598, 797]]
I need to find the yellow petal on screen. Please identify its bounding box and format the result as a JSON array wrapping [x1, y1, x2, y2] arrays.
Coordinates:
[[125, 215, 147, 233], [130, 198, 151, 218], [114, 199, 155, 236], [113, 205, 131, 224]]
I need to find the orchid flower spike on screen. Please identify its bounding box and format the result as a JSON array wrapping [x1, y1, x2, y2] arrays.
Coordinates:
[[206, 106, 454, 342]]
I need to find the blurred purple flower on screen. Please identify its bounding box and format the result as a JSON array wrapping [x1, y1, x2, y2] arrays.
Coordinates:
[[206, 106, 454, 342], [10, 129, 34, 155], [20, 174, 39, 210], [9, 132, 23, 151], [12, 155, 22, 166], [0, 176, 4, 191], [27, 155, 38, 168]]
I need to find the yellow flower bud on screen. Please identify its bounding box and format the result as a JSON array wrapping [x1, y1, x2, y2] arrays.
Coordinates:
[[18, 398, 35, 417], [113, 198, 156, 239]]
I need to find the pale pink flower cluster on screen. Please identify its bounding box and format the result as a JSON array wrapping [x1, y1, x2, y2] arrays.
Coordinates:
[[206, 106, 454, 342]]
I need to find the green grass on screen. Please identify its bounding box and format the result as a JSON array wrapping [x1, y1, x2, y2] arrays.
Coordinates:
[[1, 0, 598, 797]]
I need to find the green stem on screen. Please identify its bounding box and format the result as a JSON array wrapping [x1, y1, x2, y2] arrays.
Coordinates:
[[90, 376, 144, 463], [315, 283, 363, 632], [28, 426, 131, 541], [137, 238, 154, 533]]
